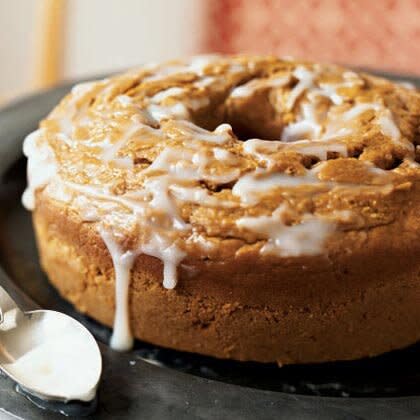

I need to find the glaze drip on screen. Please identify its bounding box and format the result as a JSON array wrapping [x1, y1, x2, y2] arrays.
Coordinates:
[[100, 229, 137, 351]]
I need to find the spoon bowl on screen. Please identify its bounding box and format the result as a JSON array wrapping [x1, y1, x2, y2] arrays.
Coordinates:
[[0, 285, 102, 403]]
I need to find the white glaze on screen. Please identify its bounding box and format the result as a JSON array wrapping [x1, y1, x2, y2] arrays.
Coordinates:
[[230, 76, 290, 98], [166, 120, 232, 144], [100, 119, 144, 168], [232, 168, 329, 205], [140, 239, 186, 289], [236, 204, 335, 257], [151, 87, 185, 103], [22, 130, 57, 210], [147, 146, 239, 184], [282, 101, 323, 142], [100, 229, 137, 351], [170, 185, 236, 207], [100, 225, 186, 348], [188, 54, 220, 76], [286, 66, 315, 110], [288, 140, 348, 159], [195, 76, 216, 88], [147, 102, 190, 122], [342, 103, 380, 120]]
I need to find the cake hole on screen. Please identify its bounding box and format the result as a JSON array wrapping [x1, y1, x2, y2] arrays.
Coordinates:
[[200, 114, 283, 142], [302, 156, 321, 169], [386, 157, 404, 170], [348, 147, 364, 159], [204, 180, 236, 193], [134, 157, 152, 166], [326, 151, 342, 160], [223, 106, 284, 141], [194, 77, 285, 141]]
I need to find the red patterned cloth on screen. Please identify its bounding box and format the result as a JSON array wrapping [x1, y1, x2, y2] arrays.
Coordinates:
[[204, 0, 420, 74]]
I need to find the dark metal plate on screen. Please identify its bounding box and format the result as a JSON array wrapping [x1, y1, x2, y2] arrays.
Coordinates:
[[0, 72, 420, 419]]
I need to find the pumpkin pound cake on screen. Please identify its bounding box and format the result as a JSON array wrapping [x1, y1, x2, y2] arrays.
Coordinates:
[[23, 55, 420, 364]]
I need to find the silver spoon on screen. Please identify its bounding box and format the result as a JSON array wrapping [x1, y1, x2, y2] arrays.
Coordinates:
[[0, 284, 102, 403]]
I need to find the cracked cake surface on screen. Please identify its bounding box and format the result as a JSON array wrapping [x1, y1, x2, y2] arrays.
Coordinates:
[[24, 55, 420, 362]]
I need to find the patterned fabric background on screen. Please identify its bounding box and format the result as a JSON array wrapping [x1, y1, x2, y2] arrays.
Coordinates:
[[204, 0, 420, 74]]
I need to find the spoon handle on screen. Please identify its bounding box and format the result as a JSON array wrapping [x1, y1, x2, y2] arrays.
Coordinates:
[[0, 285, 21, 324], [0, 269, 35, 324]]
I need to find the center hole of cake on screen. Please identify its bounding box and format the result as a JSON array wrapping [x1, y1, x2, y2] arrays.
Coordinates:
[[195, 111, 284, 142], [228, 120, 283, 141], [225, 104, 285, 141]]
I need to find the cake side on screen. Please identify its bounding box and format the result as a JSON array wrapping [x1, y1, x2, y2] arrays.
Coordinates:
[[32, 180, 420, 363]]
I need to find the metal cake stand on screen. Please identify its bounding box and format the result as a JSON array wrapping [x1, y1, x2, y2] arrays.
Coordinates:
[[0, 72, 420, 419]]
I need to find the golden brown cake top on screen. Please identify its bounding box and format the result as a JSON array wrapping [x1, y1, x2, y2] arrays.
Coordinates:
[[23, 55, 420, 287]]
